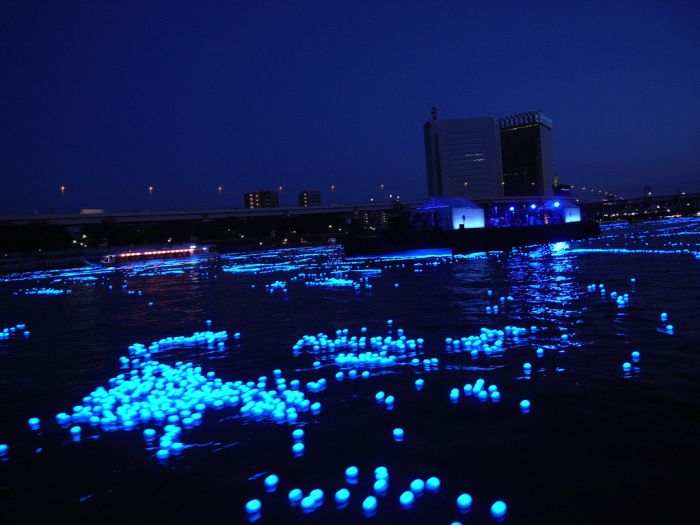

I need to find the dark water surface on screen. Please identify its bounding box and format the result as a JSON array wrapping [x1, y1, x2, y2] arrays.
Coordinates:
[[1, 218, 699, 524]]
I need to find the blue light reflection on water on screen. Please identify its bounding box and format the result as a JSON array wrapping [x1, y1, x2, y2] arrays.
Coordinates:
[[0, 219, 699, 524]]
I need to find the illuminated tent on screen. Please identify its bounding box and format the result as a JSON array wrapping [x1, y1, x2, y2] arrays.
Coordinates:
[[415, 197, 485, 230]]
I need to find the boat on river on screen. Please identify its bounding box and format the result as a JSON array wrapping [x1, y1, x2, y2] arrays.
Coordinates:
[[343, 197, 600, 256], [99, 245, 213, 265]]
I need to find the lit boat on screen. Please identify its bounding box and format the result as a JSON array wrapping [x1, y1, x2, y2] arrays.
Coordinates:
[[343, 197, 600, 256], [100, 245, 213, 264]]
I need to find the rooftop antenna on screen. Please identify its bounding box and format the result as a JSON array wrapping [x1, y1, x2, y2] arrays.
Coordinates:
[[431, 107, 437, 122]]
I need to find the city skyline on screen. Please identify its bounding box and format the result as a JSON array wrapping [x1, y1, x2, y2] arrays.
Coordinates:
[[2, 1, 699, 214]]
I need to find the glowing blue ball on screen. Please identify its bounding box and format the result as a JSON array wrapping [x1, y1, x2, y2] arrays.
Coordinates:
[[264, 474, 279, 490], [292, 442, 305, 456], [523, 362, 532, 373], [478, 391, 488, 402], [520, 399, 531, 413], [457, 493, 472, 510], [156, 449, 170, 459], [373, 479, 388, 494], [415, 379, 424, 390], [335, 488, 350, 505], [561, 333, 568, 341], [0, 444, 8, 456], [410, 478, 425, 494], [490, 391, 501, 402], [345, 465, 359, 479], [393, 428, 404, 441], [426, 476, 441, 492], [28, 417, 40, 428], [69, 426, 81, 435], [245, 499, 262, 514], [631, 351, 640, 362], [143, 428, 156, 439], [536, 348, 544, 358], [289, 488, 303, 504], [660, 312, 668, 321], [399, 490, 415, 508], [300, 496, 315, 512], [375, 466, 389, 480], [309, 488, 324, 503], [622, 362, 632, 372], [491, 500, 507, 519], [362, 495, 378, 513], [375, 391, 385, 403]]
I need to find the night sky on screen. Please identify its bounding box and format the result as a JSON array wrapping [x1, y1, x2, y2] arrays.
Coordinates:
[[2, 0, 699, 214]]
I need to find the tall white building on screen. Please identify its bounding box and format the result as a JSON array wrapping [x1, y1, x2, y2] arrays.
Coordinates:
[[423, 109, 504, 200]]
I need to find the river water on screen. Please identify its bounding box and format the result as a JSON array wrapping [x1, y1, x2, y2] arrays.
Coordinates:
[[0, 218, 698, 524]]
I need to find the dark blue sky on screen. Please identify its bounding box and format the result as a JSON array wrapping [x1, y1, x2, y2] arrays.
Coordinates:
[[2, 0, 699, 214]]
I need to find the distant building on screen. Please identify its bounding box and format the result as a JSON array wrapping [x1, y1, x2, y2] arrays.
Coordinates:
[[298, 190, 321, 207], [423, 108, 555, 200], [244, 190, 279, 209], [499, 110, 554, 197], [423, 108, 504, 200], [553, 183, 572, 197]]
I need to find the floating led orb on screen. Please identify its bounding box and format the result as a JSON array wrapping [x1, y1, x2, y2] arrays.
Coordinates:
[[491, 500, 507, 519], [399, 490, 415, 508], [28, 417, 40, 429], [0, 444, 8, 456], [346, 465, 359, 482], [264, 474, 279, 491], [362, 495, 378, 514], [335, 488, 350, 505], [292, 442, 305, 456], [457, 493, 473, 511], [309, 488, 324, 504], [536, 347, 544, 358], [426, 477, 441, 492], [375, 466, 389, 480], [622, 362, 632, 372], [373, 479, 388, 495], [393, 428, 404, 441], [292, 429, 304, 441], [300, 496, 316, 512], [410, 478, 425, 494], [246, 499, 262, 515], [289, 488, 303, 505], [631, 351, 640, 362]]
